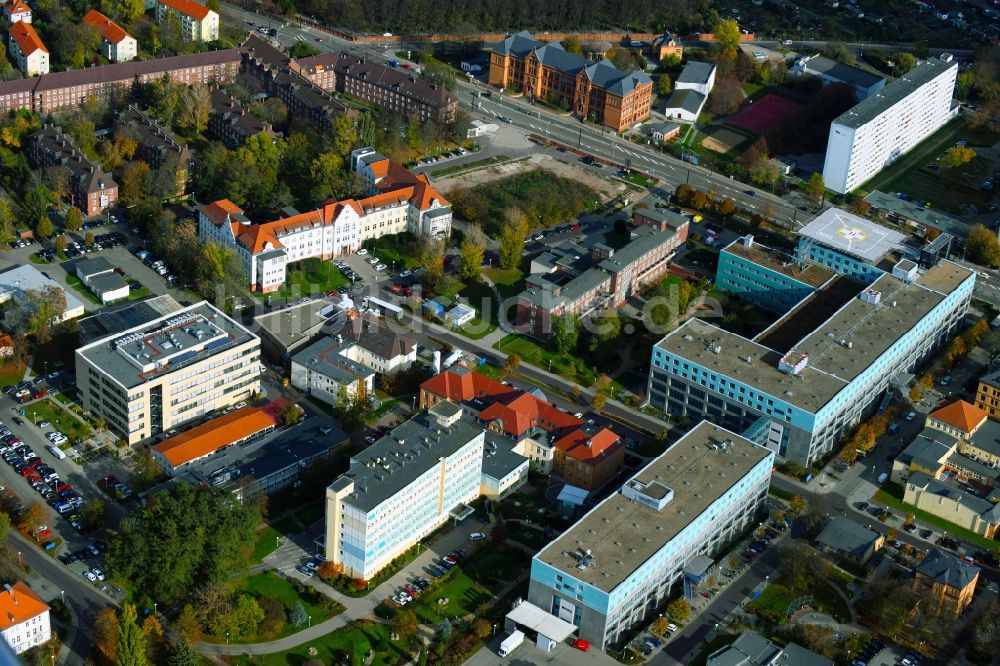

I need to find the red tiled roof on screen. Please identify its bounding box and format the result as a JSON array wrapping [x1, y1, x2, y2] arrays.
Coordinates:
[[152, 406, 276, 467], [0, 582, 48, 631], [479, 391, 583, 437], [930, 400, 988, 434], [421, 367, 512, 403], [364, 157, 449, 211], [555, 428, 622, 464], [4, 0, 31, 17], [159, 0, 212, 20], [83, 10, 133, 45], [0, 335, 13, 350], [10, 21, 47, 56]]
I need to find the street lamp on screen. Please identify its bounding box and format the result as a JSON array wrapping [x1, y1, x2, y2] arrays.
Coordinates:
[[226, 631, 230, 645], [308, 615, 312, 627], [60, 590, 64, 604], [764, 575, 769, 590], [153, 602, 157, 616], [17, 552, 21, 569]]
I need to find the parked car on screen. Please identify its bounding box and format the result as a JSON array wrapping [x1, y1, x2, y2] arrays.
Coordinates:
[[468, 532, 486, 541]]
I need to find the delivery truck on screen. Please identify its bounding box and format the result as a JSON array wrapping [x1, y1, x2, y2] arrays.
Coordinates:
[[499, 630, 524, 657]]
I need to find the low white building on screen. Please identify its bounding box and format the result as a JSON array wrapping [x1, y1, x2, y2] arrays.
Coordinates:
[[76, 257, 129, 304], [445, 303, 476, 328], [155, 0, 219, 42], [674, 61, 716, 96], [199, 149, 451, 293], [0, 264, 85, 321], [662, 88, 706, 123], [8, 21, 48, 76], [0, 582, 51, 655]]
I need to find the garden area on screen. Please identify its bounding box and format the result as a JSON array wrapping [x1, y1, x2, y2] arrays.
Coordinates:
[[0, 362, 25, 388], [25, 398, 93, 443], [227, 571, 344, 639], [495, 333, 600, 387], [260, 258, 349, 302], [228, 619, 406, 666], [448, 168, 600, 237]]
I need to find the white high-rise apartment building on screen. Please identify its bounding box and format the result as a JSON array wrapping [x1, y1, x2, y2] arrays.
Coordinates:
[[822, 55, 957, 194], [325, 402, 484, 580]]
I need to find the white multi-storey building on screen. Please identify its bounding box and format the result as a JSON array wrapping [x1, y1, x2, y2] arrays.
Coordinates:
[[8, 21, 47, 76], [822, 55, 958, 194], [0, 583, 51, 655], [155, 0, 219, 42], [199, 149, 451, 293], [75, 301, 261, 445], [325, 403, 485, 580], [83, 10, 138, 63], [526, 422, 773, 649], [3, 0, 31, 24]]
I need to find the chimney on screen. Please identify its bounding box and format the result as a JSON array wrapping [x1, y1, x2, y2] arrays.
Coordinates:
[[3, 584, 14, 601]]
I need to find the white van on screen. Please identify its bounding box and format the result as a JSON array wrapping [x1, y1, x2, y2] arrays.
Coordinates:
[[47, 445, 66, 460]]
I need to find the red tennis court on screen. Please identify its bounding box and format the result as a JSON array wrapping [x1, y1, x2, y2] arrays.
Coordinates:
[[725, 94, 802, 136]]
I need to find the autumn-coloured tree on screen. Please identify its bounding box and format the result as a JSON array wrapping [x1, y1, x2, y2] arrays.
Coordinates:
[[790, 495, 806, 514], [94, 607, 119, 662], [18, 501, 49, 535], [910, 385, 923, 402], [666, 598, 691, 622], [840, 447, 858, 465], [317, 561, 341, 579]]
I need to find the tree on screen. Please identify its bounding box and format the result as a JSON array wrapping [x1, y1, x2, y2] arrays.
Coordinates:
[[115, 603, 149, 666], [80, 498, 107, 531], [562, 36, 583, 56], [120, 161, 151, 206], [175, 85, 212, 134], [910, 385, 923, 402], [498, 209, 529, 270], [438, 618, 453, 642], [718, 197, 736, 218], [64, 206, 82, 232], [54, 236, 67, 253], [840, 446, 858, 465], [175, 605, 202, 643], [657, 74, 672, 95], [279, 404, 302, 426], [551, 313, 579, 354], [458, 225, 487, 281], [167, 640, 200, 666], [714, 19, 742, 57], [904, 512, 915, 528], [803, 172, 825, 205], [418, 239, 446, 293], [85, 231, 95, 246], [205, 0, 220, 11], [919, 373, 933, 390], [114, 0, 144, 21], [666, 598, 691, 622], [289, 41, 321, 58], [226, 594, 264, 639], [706, 78, 743, 115], [940, 145, 977, 170], [503, 353, 521, 377], [288, 601, 308, 628], [651, 617, 670, 636], [106, 484, 257, 602], [393, 609, 418, 637], [141, 614, 164, 661], [965, 224, 1000, 268], [790, 494, 806, 514], [317, 561, 341, 579], [894, 52, 916, 75], [36, 215, 53, 239], [18, 501, 49, 535], [591, 392, 608, 411], [95, 607, 119, 662]]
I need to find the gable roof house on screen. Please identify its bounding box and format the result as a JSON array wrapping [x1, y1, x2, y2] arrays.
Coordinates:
[[28, 125, 117, 216], [82, 10, 137, 62], [3, 0, 32, 24], [8, 21, 47, 76], [489, 31, 652, 132]]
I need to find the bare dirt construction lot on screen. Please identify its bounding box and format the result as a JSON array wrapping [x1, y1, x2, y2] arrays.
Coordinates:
[[433, 153, 627, 202]]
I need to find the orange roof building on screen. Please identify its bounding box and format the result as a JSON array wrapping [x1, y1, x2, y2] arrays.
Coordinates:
[[82, 10, 137, 63], [151, 405, 277, 474], [928, 400, 988, 440], [197, 149, 452, 293], [155, 0, 219, 42], [8, 21, 48, 76], [0, 582, 51, 654], [421, 366, 624, 490], [3, 0, 31, 24], [0, 334, 13, 358]]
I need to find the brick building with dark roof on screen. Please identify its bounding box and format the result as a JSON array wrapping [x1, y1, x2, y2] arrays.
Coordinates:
[[208, 88, 278, 148], [489, 31, 652, 132], [299, 53, 458, 123], [115, 105, 192, 195], [28, 125, 118, 216]]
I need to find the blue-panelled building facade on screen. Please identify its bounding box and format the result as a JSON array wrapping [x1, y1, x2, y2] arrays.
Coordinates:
[[527, 422, 773, 648]]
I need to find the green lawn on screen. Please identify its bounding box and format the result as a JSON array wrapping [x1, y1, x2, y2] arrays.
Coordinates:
[[366, 399, 401, 423], [740, 82, 764, 97], [263, 258, 348, 301], [495, 333, 598, 386], [52, 389, 78, 405], [454, 280, 501, 339], [749, 579, 851, 625], [64, 274, 102, 306], [363, 233, 422, 270], [874, 489, 1000, 552], [235, 571, 339, 621], [25, 398, 92, 442], [248, 525, 282, 565], [229, 622, 405, 666], [408, 570, 493, 624], [747, 582, 795, 617], [295, 502, 325, 528], [127, 285, 152, 301], [622, 171, 657, 188], [463, 550, 523, 592], [482, 267, 525, 299]]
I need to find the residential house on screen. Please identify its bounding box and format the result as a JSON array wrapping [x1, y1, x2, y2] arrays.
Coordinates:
[[814, 516, 884, 565], [651, 33, 683, 61], [8, 21, 47, 76], [645, 121, 681, 143], [3, 0, 31, 24], [155, 0, 219, 42], [926, 399, 988, 440], [82, 10, 137, 62], [0, 582, 50, 655], [913, 548, 979, 619], [489, 31, 653, 132], [28, 125, 118, 216]]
